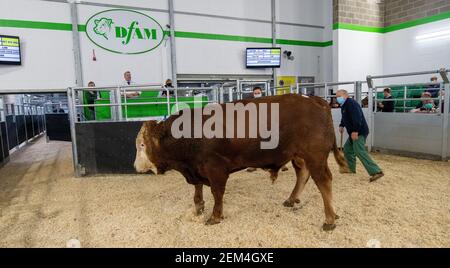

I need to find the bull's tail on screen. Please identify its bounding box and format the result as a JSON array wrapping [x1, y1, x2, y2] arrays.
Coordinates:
[[332, 137, 351, 174]]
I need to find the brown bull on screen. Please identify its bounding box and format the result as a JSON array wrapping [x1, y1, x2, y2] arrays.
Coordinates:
[[134, 94, 350, 231]]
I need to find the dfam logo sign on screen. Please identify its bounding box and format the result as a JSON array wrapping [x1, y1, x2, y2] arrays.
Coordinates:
[[85, 9, 165, 54]]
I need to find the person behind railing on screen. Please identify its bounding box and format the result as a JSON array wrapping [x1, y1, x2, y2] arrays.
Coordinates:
[[160, 79, 175, 97], [86, 81, 97, 120], [425, 76, 440, 98], [121, 70, 141, 98], [377, 88, 394, 113], [410, 92, 437, 113], [247, 86, 288, 173], [252, 86, 263, 98], [329, 96, 340, 109], [336, 89, 384, 182], [361, 97, 369, 108]]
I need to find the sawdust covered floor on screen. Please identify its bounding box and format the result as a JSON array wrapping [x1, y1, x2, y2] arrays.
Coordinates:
[[0, 137, 449, 248]]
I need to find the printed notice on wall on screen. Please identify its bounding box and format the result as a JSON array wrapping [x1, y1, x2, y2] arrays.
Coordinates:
[[0, 36, 21, 64]]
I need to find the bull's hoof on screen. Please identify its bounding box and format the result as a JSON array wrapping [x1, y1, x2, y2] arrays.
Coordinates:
[[283, 198, 300, 207], [195, 201, 205, 216], [205, 216, 222, 225], [322, 223, 336, 231], [283, 200, 295, 207], [195, 206, 205, 216]]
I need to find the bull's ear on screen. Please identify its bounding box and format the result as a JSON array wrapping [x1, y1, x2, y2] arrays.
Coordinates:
[[143, 120, 164, 139], [142, 120, 158, 133]]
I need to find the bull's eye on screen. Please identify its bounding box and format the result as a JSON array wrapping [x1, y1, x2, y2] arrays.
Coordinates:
[[140, 143, 145, 148]]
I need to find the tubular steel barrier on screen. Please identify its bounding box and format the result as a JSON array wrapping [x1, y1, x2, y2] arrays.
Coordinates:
[[367, 68, 449, 161], [68, 84, 219, 176], [296, 81, 365, 105], [65, 70, 450, 176]]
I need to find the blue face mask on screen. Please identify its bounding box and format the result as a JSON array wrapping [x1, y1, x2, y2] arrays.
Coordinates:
[[337, 97, 346, 105]]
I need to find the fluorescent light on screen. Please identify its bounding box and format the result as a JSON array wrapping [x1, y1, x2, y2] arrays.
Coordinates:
[[416, 29, 450, 40]]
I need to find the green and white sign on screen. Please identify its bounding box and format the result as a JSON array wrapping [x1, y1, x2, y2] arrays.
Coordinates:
[[85, 9, 165, 54]]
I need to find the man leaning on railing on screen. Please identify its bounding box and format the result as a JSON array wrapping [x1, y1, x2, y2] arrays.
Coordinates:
[[410, 92, 437, 113], [121, 70, 141, 98]]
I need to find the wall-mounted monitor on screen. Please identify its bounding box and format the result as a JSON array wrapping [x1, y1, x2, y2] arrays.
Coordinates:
[[0, 35, 21, 65], [246, 47, 281, 68]]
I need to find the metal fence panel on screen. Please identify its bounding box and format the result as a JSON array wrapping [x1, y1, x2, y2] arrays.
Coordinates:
[[448, 117, 450, 158], [373, 113, 442, 157]]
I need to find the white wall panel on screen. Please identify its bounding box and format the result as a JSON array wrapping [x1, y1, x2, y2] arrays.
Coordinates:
[[383, 19, 450, 85], [0, 0, 74, 89], [174, 0, 271, 21]]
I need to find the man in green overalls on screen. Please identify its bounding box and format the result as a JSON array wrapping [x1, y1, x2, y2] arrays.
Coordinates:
[[336, 90, 384, 182]]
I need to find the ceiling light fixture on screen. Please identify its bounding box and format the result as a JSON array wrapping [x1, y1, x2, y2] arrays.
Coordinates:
[[416, 29, 450, 40]]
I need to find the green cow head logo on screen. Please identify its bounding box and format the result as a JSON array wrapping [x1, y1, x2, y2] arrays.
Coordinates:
[[86, 9, 165, 54], [93, 18, 114, 40]]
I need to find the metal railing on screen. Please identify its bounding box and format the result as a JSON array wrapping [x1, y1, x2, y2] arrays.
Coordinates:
[[44, 103, 67, 114], [296, 81, 365, 104], [221, 80, 272, 102], [372, 82, 445, 113], [1, 102, 45, 155], [0, 96, 4, 122], [64, 70, 450, 177], [270, 85, 296, 96], [367, 68, 449, 160], [68, 85, 219, 123], [67, 84, 220, 177]]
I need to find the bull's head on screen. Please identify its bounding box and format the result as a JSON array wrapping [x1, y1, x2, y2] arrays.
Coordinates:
[[134, 121, 160, 174]]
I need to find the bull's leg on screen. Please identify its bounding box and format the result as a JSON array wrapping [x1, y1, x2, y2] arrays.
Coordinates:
[[193, 184, 205, 216], [311, 164, 337, 231], [283, 158, 310, 207], [206, 182, 226, 225], [201, 156, 229, 225]]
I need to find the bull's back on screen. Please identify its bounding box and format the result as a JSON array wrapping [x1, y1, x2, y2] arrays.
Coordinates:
[[215, 94, 336, 164], [164, 94, 336, 159], [277, 94, 335, 152]]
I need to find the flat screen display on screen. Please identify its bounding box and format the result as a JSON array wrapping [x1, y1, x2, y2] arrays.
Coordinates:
[[0, 35, 21, 65], [246, 48, 281, 68]]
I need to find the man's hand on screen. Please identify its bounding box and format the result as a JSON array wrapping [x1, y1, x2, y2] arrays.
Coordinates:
[[351, 132, 359, 141], [339, 127, 344, 134], [126, 91, 140, 98]]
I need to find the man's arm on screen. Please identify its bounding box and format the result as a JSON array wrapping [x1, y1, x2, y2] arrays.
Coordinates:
[[350, 102, 362, 132], [339, 110, 345, 133]]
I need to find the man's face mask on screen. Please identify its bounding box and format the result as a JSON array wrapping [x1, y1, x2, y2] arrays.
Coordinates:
[[337, 96, 346, 105], [424, 103, 434, 110]]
